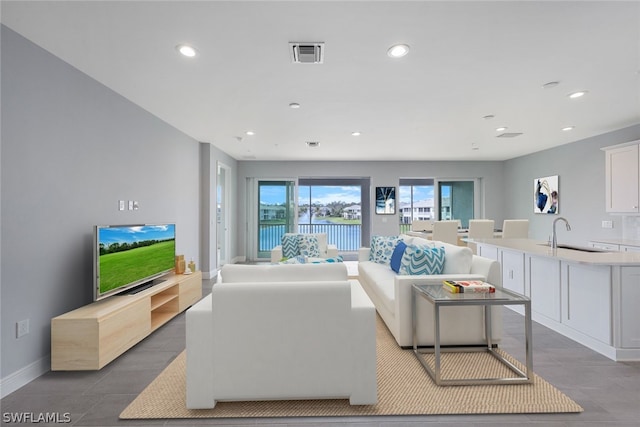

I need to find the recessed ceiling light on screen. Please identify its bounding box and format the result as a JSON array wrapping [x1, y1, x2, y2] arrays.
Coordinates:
[[245, 131, 255, 136], [568, 91, 588, 99], [495, 127, 507, 132], [176, 44, 198, 57], [387, 44, 410, 58], [289, 102, 301, 109], [306, 141, 320, 148], [562, 126, 575, 131], [542, 81, 560, 89], [351, 131, 361, 136]]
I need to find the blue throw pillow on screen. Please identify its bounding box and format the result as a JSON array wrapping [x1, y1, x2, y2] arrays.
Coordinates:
[[390, 241, 407, 273], [281, 234, 300, 258], [400, 245, 445, 275]]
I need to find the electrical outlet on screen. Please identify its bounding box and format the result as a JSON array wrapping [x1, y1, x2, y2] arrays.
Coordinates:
[[17, 319, 29, 338], [602, 220, 613, 229]]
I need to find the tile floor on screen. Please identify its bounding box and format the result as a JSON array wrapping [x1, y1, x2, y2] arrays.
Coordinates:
[[2, 278, 639, 426]]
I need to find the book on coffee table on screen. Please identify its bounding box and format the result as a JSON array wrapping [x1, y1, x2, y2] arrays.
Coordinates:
[[442, 280, 495, 293]]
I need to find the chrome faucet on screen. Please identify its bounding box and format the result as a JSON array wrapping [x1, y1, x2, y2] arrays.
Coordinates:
[[551, 217, 571, 249]]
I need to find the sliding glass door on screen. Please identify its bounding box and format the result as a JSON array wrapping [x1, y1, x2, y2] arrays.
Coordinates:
[[438, 180, 475, 228], [297, 179, 369, 252], [257, 180, 296, 259]]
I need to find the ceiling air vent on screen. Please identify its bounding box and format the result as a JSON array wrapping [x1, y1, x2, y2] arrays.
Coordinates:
[[306, 141, 320, 148], [497, 132, 523, 138], [290, 42, 324, 64]]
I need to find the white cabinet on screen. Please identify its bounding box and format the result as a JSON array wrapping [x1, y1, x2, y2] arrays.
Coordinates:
[[500, 249, 525, 295], [621, 267, 640, 348], [603, 141, 639, 213], [528, 256, 561, 322], [561, 263, 611, 345]]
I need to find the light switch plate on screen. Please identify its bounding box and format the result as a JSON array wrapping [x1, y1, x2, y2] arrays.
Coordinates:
[[119, 200, 125, 211], [602, 220, 613, 229], [128, 201, 134, 210]]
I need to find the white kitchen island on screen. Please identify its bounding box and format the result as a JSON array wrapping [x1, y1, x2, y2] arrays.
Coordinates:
[[472, 238, 640, 361]]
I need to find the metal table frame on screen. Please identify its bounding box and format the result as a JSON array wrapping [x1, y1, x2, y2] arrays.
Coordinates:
[[412, 284, 533, 386]]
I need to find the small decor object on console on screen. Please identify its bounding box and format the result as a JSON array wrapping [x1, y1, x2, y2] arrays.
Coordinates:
[[443, 280, 495, 293], [188, 259, 196, 272], [175, 255, 186, 274]]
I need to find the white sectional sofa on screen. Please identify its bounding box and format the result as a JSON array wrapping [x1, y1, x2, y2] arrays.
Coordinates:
[[358, 234, 502, 348], [185, 263, 377, 409]]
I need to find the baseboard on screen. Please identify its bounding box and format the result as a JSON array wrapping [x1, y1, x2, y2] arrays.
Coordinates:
[[0, 355, 50, 399]]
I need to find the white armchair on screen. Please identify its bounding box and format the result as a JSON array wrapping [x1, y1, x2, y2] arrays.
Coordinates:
[[185, 263, 377, 409], [270, 232, 338, 262]]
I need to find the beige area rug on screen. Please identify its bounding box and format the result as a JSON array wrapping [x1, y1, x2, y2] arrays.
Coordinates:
[[120, 317, 582, 419]]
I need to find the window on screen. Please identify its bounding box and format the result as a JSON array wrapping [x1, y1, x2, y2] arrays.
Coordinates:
[[399, 179, 435, 233], [298, 178, 370, 252]]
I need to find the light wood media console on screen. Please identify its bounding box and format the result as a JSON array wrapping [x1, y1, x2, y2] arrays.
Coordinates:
[[51, 271, 202, 370]]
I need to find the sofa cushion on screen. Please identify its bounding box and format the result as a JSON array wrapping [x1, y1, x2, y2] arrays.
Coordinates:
[[281, 234, 300, 258], [370, 235, 403, 265], [400, 245, 445, 275], [298, 234, 320, 257], [221, 263, 348, 283], [389, 241, 407, 273]]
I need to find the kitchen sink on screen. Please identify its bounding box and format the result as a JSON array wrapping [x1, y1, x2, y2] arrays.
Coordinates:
[[538, 243, 610, 253]]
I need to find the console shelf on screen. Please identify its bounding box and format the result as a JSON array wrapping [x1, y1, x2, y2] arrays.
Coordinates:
[[51, 271, 202, 370]]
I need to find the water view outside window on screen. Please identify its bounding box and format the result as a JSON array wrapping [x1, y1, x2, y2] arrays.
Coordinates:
[[298, 185, 362, 251]]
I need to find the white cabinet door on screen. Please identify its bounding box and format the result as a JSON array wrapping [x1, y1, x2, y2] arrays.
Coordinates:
[[500, 249, 525, 295], [621, 245, 640, 253], [621, 267, 640, 348], [562, 262, 611, 345], [528, 256, 561, 322], [604, 143, 639, 213]]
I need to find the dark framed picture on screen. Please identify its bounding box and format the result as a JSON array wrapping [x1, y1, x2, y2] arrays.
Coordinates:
[[534, 175, 559, 214], [375, 186, 396, 215]]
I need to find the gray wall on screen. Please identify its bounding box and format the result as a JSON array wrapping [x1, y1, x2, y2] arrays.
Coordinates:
[[200, 143, 238, 277], [1, 26, 201, 387], [504, 124, 640, 244], [237, 160, 505, 259]]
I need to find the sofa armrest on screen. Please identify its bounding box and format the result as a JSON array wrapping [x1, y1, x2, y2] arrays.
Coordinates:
[[471, 256, 502, 288], [186, 295, 215, 409], [271, 245, 283, 263], [393, 273, 488, 346], [358, 247, 371, 262]]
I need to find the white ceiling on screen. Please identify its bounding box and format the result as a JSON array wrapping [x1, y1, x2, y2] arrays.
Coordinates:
[[2, 1, 639, 161]]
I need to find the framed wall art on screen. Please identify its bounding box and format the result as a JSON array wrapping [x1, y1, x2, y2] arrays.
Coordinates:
[[534, 175, 559, 214], [375, 186, 396, 215]]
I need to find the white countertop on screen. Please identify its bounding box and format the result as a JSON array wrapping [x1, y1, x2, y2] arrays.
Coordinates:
[[472, 238, 640, 266]]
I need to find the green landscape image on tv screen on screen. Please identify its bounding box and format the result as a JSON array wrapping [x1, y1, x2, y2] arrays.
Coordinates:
[[98, 224, 175, 294]]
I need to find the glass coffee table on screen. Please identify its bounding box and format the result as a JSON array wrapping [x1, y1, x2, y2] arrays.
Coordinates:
[[412, 284, 533, 386]]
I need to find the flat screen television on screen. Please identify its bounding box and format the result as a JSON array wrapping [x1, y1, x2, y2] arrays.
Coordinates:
[[94, 223, 176, 301]]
